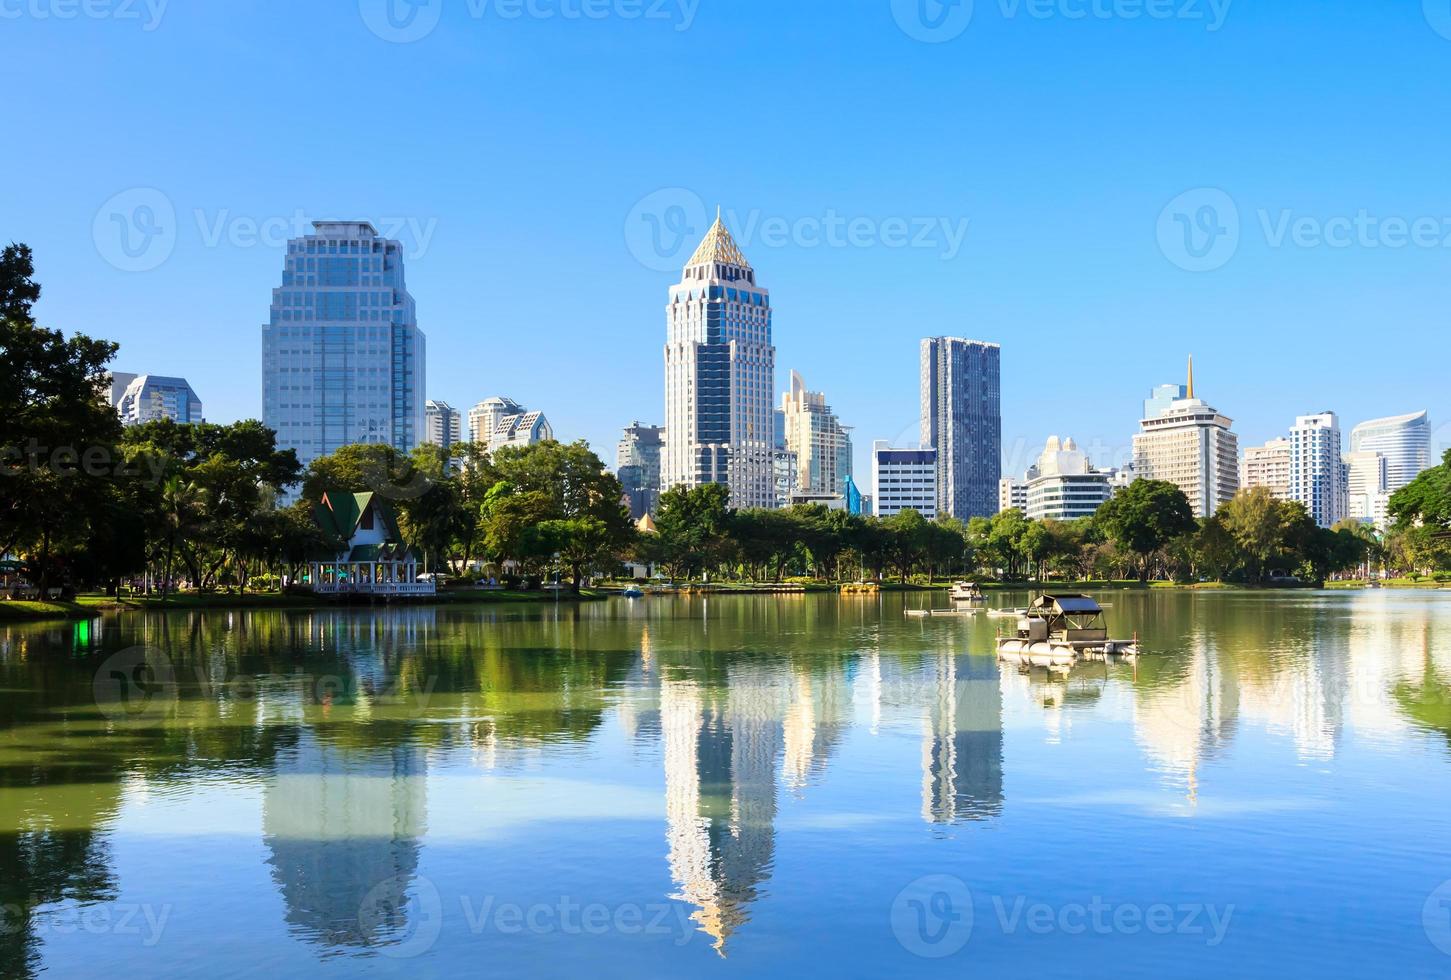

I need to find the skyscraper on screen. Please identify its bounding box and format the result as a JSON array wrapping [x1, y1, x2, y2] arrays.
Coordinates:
[[262, 221, 425, 472], [663, 212, 776, 509], [1132, 358, 1238, 518], [466, 396, 552, 453], [1344, 450, 1390, 526], [920, 337, 1001, 520], [779, 370, 853, 497], [113, 374, 204, 426], [1348, 411, 1431, 492], [617, 421, 665, 519], [1289, 412, 1346, 528], [423, 400, 461, 452]]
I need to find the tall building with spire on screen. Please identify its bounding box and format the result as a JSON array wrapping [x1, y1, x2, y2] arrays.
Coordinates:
[[663, 211, 776, 509], [1132, 357, 1239, 517]]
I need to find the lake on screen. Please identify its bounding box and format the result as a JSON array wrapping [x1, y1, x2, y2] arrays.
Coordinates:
[[2, 590, 1450, 978]]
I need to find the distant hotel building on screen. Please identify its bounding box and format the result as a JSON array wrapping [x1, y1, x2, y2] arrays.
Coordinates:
[[998, 476, 1028, 514], [262, 221, 425, 471], [1240, 436, 1291, 499], [872, 442, 937, 519], [1131, 359, 1238, 518], [1349, 410, 1430, 492], [1144, 383, 1188, 421], [1344, 450, 1390, 527], [111, 373, 204, 426], [780, 370, 852, 498], [1024, 436, 1111, 521], [920, 337, 1001, 520], [663, 212, 775, 509], [467, 396, 552, 453], [617, 422, 665, 519], [423, 400, 462, 452], [1289, 412, 1345, 527]]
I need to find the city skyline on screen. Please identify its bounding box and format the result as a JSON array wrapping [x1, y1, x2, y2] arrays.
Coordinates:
[[15, 4, 1451, 483]]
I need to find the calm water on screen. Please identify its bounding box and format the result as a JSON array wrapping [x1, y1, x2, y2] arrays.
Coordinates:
[[2, 591, 1450, 978]]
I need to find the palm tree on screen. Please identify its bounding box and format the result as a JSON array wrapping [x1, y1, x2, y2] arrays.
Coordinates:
[[158, 475, 202, 599]]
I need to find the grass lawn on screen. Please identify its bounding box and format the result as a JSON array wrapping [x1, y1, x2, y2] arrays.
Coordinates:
[[0, 588, 608, 623]]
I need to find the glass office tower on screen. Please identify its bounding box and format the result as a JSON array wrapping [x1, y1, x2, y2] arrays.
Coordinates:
[[262, 221, 426, 472]]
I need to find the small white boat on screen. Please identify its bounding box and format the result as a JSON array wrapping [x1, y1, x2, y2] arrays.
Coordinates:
[[986, 607, 1027, 619], [949, 581, 986, 603]]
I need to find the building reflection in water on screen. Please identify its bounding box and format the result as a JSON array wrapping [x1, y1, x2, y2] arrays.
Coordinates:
[[261, 731, 428, 950], [662, 666, 785, 955], [920, 651, 1003, 824]]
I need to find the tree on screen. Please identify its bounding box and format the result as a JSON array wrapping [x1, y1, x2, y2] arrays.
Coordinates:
[[650, 483, 732, 580], [0, 243, 125, 588], [1095, 480, 1197, 582], [1390, 449, 1451, 531], [1219, 487, 1287, 583]]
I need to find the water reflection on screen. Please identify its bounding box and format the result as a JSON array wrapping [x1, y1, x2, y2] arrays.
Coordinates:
[[0, 591, 1447, 973]]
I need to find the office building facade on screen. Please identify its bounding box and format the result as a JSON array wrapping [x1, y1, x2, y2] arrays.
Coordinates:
[[262, 221, 425, 471], [423, 400, 462, 452], [113, 374, 204, 426], [872, 442, 938, 519], [780, 370, 852, 497], [1024, 435, 1111, 521], [1289, 412, 1346, 528], [617, 421, 666, 519], [920, 337, 1001, 520], [1131, 362, 1238, 518], [1348, 411, 1431, 492]]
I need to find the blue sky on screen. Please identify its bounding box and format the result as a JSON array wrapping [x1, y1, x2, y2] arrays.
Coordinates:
[[5, 0, 1450, 479]]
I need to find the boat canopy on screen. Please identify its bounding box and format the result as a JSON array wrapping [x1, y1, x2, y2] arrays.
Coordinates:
[[1030, 594, 1103, 615]]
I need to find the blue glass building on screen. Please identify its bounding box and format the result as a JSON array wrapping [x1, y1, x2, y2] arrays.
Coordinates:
[[262, 221, 426, 472]]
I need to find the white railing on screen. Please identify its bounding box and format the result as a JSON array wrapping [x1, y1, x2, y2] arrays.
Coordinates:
[[312, 582, 437, 596]]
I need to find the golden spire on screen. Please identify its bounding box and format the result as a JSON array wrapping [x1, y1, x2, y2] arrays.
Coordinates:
[[1186, 355, 1195, 399], [686, 209, 751, 270]]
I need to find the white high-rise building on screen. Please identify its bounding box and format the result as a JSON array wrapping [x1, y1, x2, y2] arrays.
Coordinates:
[[1344, 450, 1390, 527], [1131, 358, 1239, 518], [1024, 435, 1112, 521], [872, 442, 937, 519], [468, 397, 520, 446], [1289, 412, 1345, 528], [466, 396, 552, 453], [1348, 411, 1431, 492], [780, 370, 852, 498], [423, 400, 462, 452], [663, 212, 775, 509], [920, 337, 1001, 520], [113, 374, 204, 426], [998, 477, 1027, 514], [262, 221, 425, 471], [1241, 436, 1291, 499]]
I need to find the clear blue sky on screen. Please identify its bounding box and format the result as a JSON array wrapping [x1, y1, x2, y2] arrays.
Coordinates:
[[5, 0, 1450, 479]]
